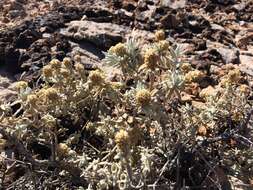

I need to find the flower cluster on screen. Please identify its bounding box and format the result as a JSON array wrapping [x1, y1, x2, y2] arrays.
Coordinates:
[[0, 30, 252, 190]]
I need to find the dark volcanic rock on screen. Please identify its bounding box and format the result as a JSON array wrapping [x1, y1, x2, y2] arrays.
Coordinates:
[[187, 15, 210, 34], [7, 10, 26, 19], [15, 28, 41, 48], [193, 38, 207, 51], [160, 11, 179, 29], [198, 49, 223, 64], [4, 46, 21, 74], [211, 0, 235, 5], [84, 9, 114, 22], [0, 5, 86, 76], [61, 20, 128, 50]]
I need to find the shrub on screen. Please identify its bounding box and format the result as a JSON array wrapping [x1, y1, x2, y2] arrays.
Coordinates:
[[0, 31, 252, 189]]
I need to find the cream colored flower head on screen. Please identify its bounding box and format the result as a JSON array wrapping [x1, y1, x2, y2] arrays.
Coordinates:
[[143, 48, 158, 70], [180, 62, 192, 73], [60, 68, 71, 78], [136, 89, 152, 106], [62, 57, 72, 69], [50, 59, 61, 70], [185, 70, 205, 83], [0, 138, 7, 150], [108, 42, 127, 57], [15, 81, 28, 91], [157, 40, 170, 51], [227, 69, 241, 83], [88, 70, 105, 85], [155, 30, 165, 41], [115, 129, 130, 150], [57, 143, 71, 157], [26, 94, 38, 106], [75, 63, 85, 73], [74, 55, 81, 63], [239, 84, 250, 95], [45, 87, 59, 101], [42, 65, 53, 78]]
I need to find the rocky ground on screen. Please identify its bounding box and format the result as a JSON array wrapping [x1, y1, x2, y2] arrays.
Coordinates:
[[0, 0, 253, 189]]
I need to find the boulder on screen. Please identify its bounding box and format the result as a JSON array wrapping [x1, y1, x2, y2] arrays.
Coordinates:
[[239, 54, 253, 76], [61, 20, 128, 49], [217, 47, 239, 64]]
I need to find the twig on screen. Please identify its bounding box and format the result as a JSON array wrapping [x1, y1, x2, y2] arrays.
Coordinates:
[[0, 161, 7, 188], [195, 151, 222, 190], [176, 146, 181, 189], [0, 155, 25, 166], [6, 176, 26, 190], [101, 146, 116, 162], [83, 140, 100, 154], [13, 105, 23, 118], [153, 152, 178, 186], [234, 134, 253, 147]]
